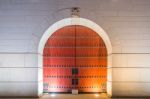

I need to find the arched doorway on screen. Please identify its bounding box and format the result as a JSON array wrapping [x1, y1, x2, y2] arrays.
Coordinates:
[[38, 18, 112, 96], [43, 25, 107, 93]]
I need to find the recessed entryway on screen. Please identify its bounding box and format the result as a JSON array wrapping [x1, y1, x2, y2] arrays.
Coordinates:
[[43, 25, 107, 93]]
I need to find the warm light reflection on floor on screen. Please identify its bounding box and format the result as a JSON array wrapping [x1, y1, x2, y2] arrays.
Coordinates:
[[0, 94, 148, 99], [50, 93, 56, 97], [39, 93, 109, 99], [94, 93, 99, 97]]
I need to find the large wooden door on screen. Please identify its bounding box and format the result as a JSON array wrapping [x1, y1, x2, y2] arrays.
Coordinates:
[[43, 25, 107, 93]]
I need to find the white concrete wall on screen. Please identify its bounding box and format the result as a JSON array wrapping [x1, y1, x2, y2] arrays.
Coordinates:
[[0, 53, 39, 96], [0, 0, 150, 97]]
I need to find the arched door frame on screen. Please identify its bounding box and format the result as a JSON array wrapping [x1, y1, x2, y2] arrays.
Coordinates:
[[38, 18, 112, 96]]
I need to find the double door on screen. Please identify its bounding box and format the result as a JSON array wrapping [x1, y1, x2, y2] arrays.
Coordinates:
[[43, 25, 107, 93]]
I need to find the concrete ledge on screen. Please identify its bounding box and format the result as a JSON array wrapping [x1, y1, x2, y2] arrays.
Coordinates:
[[111, 96, 150, 98], [0, 96, 39, 98]]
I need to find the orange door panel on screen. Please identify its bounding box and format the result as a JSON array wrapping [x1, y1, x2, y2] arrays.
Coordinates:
[[43, 25, 107, 93]]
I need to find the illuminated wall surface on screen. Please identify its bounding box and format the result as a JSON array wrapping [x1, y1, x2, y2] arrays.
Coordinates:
[[43, 25, 107, 93]]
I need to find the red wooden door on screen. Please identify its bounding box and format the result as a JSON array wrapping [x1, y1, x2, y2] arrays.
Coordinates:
[[43, 25, 107, 93]]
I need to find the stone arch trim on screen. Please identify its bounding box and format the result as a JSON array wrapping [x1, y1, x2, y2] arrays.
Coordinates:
[[38, 18, 112, 54]]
